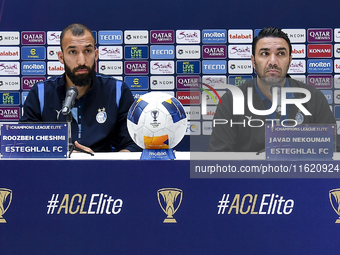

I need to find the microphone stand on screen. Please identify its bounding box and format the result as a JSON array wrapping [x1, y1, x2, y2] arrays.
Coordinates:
[[66, 112, 94, 158]]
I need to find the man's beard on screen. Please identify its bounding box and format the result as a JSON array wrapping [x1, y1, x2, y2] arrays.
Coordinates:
[[64, 62, 95, 87], [255, 62, 290, 86]]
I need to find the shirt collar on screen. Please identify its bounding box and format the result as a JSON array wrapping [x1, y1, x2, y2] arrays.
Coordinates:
[[254, 78, 294, 100]]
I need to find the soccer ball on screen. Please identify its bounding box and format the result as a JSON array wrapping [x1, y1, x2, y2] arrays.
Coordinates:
[[127, 92, 187, 150]]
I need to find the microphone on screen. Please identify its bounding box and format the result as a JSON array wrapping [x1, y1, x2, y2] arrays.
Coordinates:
[[62, 86, 78, 115], [270, 84, 281, 115]]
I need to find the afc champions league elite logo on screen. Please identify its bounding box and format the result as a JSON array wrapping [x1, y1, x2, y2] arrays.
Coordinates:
[[329, 188, 340, 223], [157, 188, 183, 223], [96, 108, 107, 124], [0, 188, 12, 223], [151, 110, 159, 122]]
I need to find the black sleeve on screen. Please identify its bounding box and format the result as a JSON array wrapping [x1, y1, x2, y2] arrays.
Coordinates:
[[208, 91, 237, 151]]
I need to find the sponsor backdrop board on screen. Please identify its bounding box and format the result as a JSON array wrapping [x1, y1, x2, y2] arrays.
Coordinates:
[[0, 160, 340, 254], [1, 0, 340, 254], [1, 0, 340, 150]]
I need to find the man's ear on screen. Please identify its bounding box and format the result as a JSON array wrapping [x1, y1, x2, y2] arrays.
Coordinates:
[[58, 50, 64, 64]]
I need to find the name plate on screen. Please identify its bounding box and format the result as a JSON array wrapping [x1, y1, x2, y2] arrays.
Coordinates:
[[1, 123, 68, 158], [265, 125, 335, 160]]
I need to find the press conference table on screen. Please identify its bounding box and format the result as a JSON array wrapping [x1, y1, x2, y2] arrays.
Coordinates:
[[1, 151, 340, 255]]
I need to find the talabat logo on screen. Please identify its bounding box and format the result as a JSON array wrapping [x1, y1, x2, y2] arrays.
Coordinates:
[[0, 47, 20, 60], [150, 45, 174, 59], [335, 60, 340, 73], [291, 44, 306, 58], [47, 193, 123, 215], [150, 30, 174, 44], [228, 29, 252, 43], [98, 46, 122, 60], [47, 62, 64, 75], [98, 31, 123, 44], [202, 29, 227, 43]]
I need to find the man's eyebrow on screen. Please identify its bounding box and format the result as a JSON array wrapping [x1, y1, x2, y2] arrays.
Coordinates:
[[65, 44, 94, 50], [259, 47, 288, 52]]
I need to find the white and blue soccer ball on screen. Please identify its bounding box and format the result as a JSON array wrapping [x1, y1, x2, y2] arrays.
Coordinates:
[[127, 92, 187, 150]]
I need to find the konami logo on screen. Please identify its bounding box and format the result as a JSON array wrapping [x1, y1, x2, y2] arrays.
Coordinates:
[[307, 44, 332, 58], [176, 91, 201, 105]]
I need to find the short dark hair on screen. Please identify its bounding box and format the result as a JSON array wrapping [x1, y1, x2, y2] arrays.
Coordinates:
[[252, 27, 292, 56], [60, 23, 95, 51]]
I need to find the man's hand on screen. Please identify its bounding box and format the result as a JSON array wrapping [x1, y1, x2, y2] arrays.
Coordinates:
[[74, 141, 94, 154]]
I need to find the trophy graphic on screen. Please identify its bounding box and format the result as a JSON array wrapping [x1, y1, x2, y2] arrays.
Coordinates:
[[329, 188, 340, 223], [0, 188, 12, 223], [157, 188, 183, 223]]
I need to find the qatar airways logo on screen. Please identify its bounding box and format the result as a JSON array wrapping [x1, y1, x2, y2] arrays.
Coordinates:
[[308, 29, 332, 43], [22, 32, 45, 45], [203, 45, 226, 59], [150, 30, 174, 44]]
